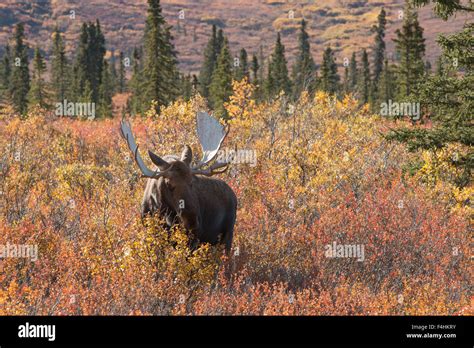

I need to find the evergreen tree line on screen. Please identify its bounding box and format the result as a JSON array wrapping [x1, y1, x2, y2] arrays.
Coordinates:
[[194, 0, 472, 186], [194, 3, 437, 120], [128, 0, 180, 115], [0, 0, 471, 187], [0, 1, 444, 119], [0, 20, 131, 118], [386, 0, 473, 187]]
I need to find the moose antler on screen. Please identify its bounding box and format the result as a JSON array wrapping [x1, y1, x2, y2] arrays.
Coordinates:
[[192, 111, 229, 170], [120, 111, 230, 178], [119, 119, 170, 179]]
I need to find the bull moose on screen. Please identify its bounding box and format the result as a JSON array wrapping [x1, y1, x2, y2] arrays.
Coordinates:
[[120, 111, 237, 253]]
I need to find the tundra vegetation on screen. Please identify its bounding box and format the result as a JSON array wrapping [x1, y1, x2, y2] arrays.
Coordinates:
[[0, 0, 472, 315], [0, 85, 471, 315]]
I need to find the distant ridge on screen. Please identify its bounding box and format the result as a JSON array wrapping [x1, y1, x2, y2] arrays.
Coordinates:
[[0, 0, 469, 73]]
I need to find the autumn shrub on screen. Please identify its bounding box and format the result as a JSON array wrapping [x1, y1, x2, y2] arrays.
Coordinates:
[[0, 81, 470, 315]]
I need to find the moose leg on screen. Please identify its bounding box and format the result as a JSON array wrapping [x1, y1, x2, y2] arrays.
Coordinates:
[[222, 227, 234, 254], [220, 226, 234, 282]]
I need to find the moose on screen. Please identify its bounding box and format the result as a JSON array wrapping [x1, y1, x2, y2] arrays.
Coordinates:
[[120, 111, 237, 253]]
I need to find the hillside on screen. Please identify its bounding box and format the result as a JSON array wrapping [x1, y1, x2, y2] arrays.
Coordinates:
[[0, 0, 470, 74]]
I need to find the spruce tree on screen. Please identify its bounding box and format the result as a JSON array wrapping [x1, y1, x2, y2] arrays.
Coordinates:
[[71, 23, 89, 101], [80, 80, 93, 107], [359, 49, 371, 104], [71, 22, 105, 102], [192, 74, 198, 91], [372, 8, 387, 84], [161, 25, 180, 102], [291, 19, 317, 99], [129, 47, 143, 115], [388, 1, 473, 187], [198, 25, 217, 98], [29, 47, 48, 109], [320, 46, 339, 94], [0, 44, 11, 97], [424, 60, 432, 75], [84, 20, 106, 103], [209, 38, 233, 118], [10, 23, 30, 115], [348, 52, 358, 93], [51, 26, 69, 103], [251, 53, 259, 83], [118, 51, 126, 93], [141, 0, 179, 111], [234, 48, 249, 81], [265, 33, 291, 99], [435, 55, 445, 77], [98, 59, 113, 118], [411, 0, 473, 20], [372, 8, 387, 103], [378, 58, 396, 105], [95, 20, 106, 81], [181, 73, 193, 101], [393, 2, 426, 97], [251, 53, 263, 100], [216, 29, 224, 57], [71, 21, 108, 111], [109, 49, 118, 94], [258, 45, 265, 86], [342, 64, 350, 95]]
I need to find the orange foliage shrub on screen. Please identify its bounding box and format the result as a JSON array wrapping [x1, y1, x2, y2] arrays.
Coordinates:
[[0, 84, 471, 315]]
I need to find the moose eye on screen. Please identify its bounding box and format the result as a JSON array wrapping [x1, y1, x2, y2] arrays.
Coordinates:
[[165, 179, 175, 192]]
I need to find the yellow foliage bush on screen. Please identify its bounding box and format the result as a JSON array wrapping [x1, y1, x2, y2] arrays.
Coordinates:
[[0, 79, 470, 315]]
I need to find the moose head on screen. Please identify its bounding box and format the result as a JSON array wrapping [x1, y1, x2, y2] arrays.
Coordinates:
[[120, 111, 237, 252]]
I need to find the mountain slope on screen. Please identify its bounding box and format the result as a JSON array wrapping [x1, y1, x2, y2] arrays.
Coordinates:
[[0, 0, 469, 73]]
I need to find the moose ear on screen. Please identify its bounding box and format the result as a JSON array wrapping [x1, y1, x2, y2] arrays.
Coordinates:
[[148, 150, 170, 171], [180, 145, 193, 166]]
